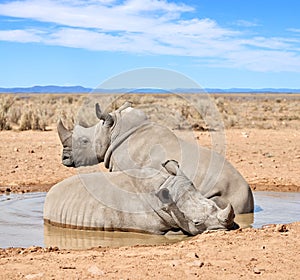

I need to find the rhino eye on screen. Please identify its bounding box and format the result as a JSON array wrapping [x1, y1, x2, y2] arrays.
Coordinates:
[[80, 137, 89, 145]]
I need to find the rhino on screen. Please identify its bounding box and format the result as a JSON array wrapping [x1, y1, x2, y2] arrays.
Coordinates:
[[58, 102, 254, 214], [44, 160, 237, 235]]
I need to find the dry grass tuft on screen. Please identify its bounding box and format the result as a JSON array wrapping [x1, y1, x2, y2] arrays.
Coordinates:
[[0, 95, 14, 130], [0, 93, 299, 131]]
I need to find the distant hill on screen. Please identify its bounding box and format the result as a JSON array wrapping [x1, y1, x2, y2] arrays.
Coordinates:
[[205, 88, 300, 93], [0, 85, 300, 93], [0, 85, 92, 93]]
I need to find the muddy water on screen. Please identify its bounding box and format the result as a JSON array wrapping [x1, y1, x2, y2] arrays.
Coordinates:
[[0, 192, 44, 248], [0, 191, 299, 249]]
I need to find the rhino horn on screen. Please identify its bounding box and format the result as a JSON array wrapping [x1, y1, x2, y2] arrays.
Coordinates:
[[95, 103, 114, 127], [217, 203, 235, 225], [78, 119, 92, 128], [57, 119, 72, 147], [162, 160, 179, 175]]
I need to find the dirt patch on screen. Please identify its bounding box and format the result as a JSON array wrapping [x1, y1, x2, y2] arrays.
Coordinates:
[[0, 223, 299, 279], [194, 128, 300, 192]]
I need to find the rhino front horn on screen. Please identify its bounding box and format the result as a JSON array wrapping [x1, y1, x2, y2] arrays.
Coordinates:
[[217, 203, 235, 226], [57, 119, 72, 147]]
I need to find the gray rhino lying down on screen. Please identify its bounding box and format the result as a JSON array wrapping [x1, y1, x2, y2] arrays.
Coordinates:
[[44, 160, 237, 235], [58, 102, 254, 214]]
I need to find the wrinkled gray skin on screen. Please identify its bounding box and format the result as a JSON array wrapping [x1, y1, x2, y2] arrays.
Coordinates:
[[44, 160, 237, 235], [58, 102, 254, 214]]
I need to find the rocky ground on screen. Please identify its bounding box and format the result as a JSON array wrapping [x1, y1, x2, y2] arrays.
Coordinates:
[[0, 93, 299, 279]]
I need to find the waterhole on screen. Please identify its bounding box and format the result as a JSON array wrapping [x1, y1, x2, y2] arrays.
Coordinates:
[[0, 191, 299, 249]]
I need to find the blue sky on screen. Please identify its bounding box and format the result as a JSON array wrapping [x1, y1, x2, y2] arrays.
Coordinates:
[[0, 0, 299, 89]]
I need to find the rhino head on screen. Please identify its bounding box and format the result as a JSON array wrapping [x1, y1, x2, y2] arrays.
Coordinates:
[[58, 101, 147, 167], [156, 160, 237, 235], [57, 103, 117, 167]]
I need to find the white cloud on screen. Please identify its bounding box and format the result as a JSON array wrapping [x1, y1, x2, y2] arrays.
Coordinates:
[[288, 28, 300, 34], [217, 49, 300, 72], [0, 29, 42, 43], [234, 19, 260, 27], [0, 0, 300, 72], [0, 0, 190, 31], [240, 36, 299, 50]]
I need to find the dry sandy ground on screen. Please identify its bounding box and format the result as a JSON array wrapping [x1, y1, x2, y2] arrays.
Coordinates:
[[0, 127, 299, 279], [0, 128, 299, 193], [0, 223, 299, 280]]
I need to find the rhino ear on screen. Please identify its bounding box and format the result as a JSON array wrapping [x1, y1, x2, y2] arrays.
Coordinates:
[[57, 119, 72, 147], [95, 103, 114, 127], [155, 188, 173, 204]]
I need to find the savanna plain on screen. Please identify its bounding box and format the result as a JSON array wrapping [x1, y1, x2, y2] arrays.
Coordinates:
[[0, 93, 299, 279]]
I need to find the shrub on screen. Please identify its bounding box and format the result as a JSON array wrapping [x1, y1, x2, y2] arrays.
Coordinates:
[[0, 95, 14, 130], [19, 109, 47, 131]]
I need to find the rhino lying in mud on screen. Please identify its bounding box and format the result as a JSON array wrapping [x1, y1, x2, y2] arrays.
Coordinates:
[[44, 160, 237, 235], [58, 102, 254, 214]]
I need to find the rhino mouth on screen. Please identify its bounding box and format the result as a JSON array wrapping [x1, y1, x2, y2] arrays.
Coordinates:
[[62, 149, 75, 167], [206, 221, 239, 231], [227, 221, 239, 230], [62, 158, 75, 167]]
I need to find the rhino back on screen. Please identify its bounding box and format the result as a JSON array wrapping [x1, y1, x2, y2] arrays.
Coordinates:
[[44, 172, 169, 234], [109, 123, 253, 213], [110, 123, 230, 190]]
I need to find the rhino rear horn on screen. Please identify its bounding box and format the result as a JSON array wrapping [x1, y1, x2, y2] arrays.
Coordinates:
[[95, 103, 114, 127], [217, 203, 235, 225], [57, 119, 72, 147]]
